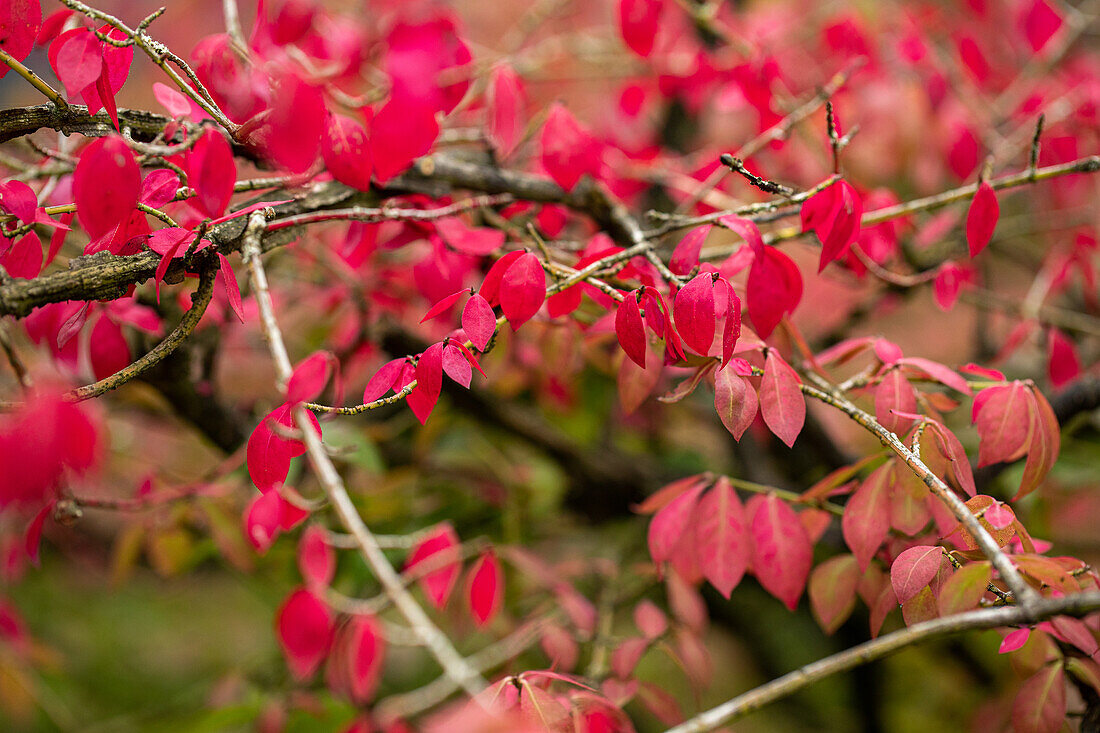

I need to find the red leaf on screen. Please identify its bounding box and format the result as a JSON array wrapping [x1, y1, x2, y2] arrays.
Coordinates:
[[258, 72, 325, 173], [486, 64, 525, 157], [244, 490, 282, 553], [442, 343, 472, 388], [747, 494, 813, 610], [897, 357, 971, 395], [322, 110, 373, 192], [189, 129, 236, 218], [479, 250, 524, 306], [937, 561, 991, 616], [889, 545, 943, 604], [615, 291, 647, 368], [718, 279, 741, 366], [421, 289, 469, 324], [467, 550, 503, 627], [1021, 0, 1062, 52], [435, 217, 505, 256], [276, 588, 334, 680], [298, 525, 335, 588], [842, 463, 891, 571], [407, 342, 444, 424], [618, 0, 663, 58], [1, 231, 42, 279], [747, 246, 802, 338], [462, 293, 496, 351], [88, 312, 129, 380], [499, 253, 546, 329], [817, 181, 862, 272], [287, 351, 335, 405], [24, 501, 52, 567], [932, 262, 973, 311], [246, 404, 313, 493], [673, 273, 716, 356], [73, 135, 140, 240], [406, 523, 461, 609], [372, 96, 439, 183], [647, 482, 706, 567], [966, 182, 999, 257], [874, 367, 916, 436], [809, 554, 860, 634], [1012, 663, 1066, 733], [669, 225, 709, 276], [363, 358, 405, 403], [0, 0, 41, 74], [540, 103, 602, 191], [759, 350, 805, 448], [972, 381, 1031, 466], [713, 363, 757, 440], [139, 169, 180, 209], [50, 28, 101, 98], [345, 614, 386, 703], [1047, 328, 1080, 388], [695, 477, 749, 598], [1016, 386, 1060, 500], [216, 253, 245, 323]]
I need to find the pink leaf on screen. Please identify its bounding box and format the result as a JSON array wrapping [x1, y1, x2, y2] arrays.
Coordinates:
[[874, 367, 917, 436], [24, 501, 52, 567], [322, 111, 373, 192], [499, 253, 546, 329], [966, 182, 999, 257], [421, 289, 469, 324], [73, 135, 140, 241], [618, 0, 663, 58], [808, 554, 860, 634], [713, 363, 757, 440], [486, 64, 525, 157], [747, 494, 813, 610], [189, 129, 236, 218], [633, 600, 668, 639], [695, 477, 749, 598], [407, 342, 444, 424], [442, 343, 472, 388], [759, 350, 805, 448], [362, 358, 405, 403], [999, 628, 1031, 654], [50, 28, 101, 98], [372, 96, 439, 183], [435, 217, 505, 256], [719, 278, 741, 366], [0, 0, 41, 74], [1012, 663, 1066, 733], [747, 246, 802, 338], [467, 550, 503, 627], [842, 463, 892, 571], [216, 253, 245, 323], [673, 273, 716, 356], [244, 490, 282, 553], [1047, 328, 1080, 388], [897, 357, 971, 395], [647, 482, 706, 567], [257, 72, 324, 173], [461, 294, 496, 351], [615, 291, 647, 368], [287, 351, 335, 405], [406, 523, 461, 609], [139, 169, 180, 209], [345, 614, 386, 703], [298, 525, 335, 588], [246, 404, 312, 493], [88, 312, 129, 380], [1, 231, 42, 279], [669, 225, 709, 276], [972, 381, 1031, 467], [540, 103, 601, 191], [276, 588, 334, 680], [478, 250, 524, 306], [890, 545, 943, 604], [817, 181, 862, 272]]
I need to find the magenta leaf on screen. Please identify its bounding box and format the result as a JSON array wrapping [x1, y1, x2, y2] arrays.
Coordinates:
[[435, 216, 505, 255], [257, 72, 325, 173], [648, 482, 706, 567], [139, 169, 180, 209], [298, 525, 335, 588], [1, 231, 42, 279], [345, 614, 386, 703], [669, 225, 709, 276], [966, 182, 999, 257], [615, 290, 647, 368], [673, 273, 716, 356], [618, 0, 663, 58], [362, 358, 405, 403], [189, 129, 236, 218], [499, 252, 546, 329], [407, 342, 445, 424], [747, 246, 802, 338], [216, 253, 245, 323], [421, 288, 470, 323], [540, 103, 602, 191], [841, 463, 891, 571], [467, 550, 504, 627], [406, 523, 461, 609], [461, 293, 496, 351], [74, 135, 140, 241], [286, 351, 335, 405], [759, 350, 805, 448], [276, 587, 334, 680], [24, 500, 52, 566], [442, 343, 472, 388], [372, 96, 439, 183], [322, 110, 373, 192], [714, 363, 757, 440], [0, 0, 41, 75], [748, 494, 813, 610], [890, 545, 944, 604], [695, 478, 749, 598], [244, 490, 282, 553], [486, 64, 525, 157]]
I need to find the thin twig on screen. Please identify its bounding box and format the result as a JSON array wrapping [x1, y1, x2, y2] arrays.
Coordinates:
[[239, 211, 487, 699], [0, 49, 68, 109], [663, 591, 1100, 733]]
